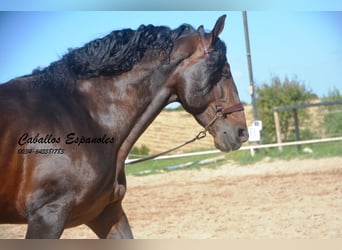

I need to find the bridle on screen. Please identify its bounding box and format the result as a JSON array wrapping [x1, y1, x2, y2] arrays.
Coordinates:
[[198, 26, 244, 130], [125, 29, 245, 165]]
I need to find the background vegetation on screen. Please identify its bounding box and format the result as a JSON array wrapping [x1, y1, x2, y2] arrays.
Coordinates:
[[321, 88, 342, 137], [255, 76, 315, 143]]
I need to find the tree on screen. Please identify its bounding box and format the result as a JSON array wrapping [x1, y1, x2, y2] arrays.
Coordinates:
[[256, 76, 315, 143], [321, 88, 342, 137]]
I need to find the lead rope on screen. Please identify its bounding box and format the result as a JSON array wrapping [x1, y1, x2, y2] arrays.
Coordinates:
[[125, 112, 222, 165]]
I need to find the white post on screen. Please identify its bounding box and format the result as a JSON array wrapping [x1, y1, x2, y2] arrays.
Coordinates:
[[273, 110, 283, 152], [250, 147, 255, 157]]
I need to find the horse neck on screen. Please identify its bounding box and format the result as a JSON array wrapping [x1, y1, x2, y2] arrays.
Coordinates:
[[76, 70, 173, 145]]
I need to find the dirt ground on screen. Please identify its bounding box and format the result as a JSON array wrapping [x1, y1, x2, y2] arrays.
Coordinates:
[[1, 157, 341, 239]]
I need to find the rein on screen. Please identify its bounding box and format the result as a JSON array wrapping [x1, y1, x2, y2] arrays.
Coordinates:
[[125, 29, 244, 165], [125, 85, 243, 165], [125, 114, 218, 165]]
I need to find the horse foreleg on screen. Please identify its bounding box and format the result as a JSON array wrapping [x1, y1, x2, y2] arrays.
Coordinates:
[[106, 211, 134, 239], [25, 200, 71, 239], [86, 201, 133, 239]]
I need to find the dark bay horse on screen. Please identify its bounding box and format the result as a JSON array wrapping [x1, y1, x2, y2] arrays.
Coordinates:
[[0, 15, 248, 238]]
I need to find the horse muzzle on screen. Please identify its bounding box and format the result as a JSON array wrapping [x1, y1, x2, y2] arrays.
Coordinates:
[[213, 125, 249, 152]]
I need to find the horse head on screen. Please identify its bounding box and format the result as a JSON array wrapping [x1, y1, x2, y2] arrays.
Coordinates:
[[169, 15, 248, 152]]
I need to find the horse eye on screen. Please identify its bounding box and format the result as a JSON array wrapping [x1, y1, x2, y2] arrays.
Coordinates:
[[222, 69, 231, 78], [221, 70, 228, 77]]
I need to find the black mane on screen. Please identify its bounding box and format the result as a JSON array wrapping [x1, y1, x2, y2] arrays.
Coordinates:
[[31, 24, 197, 89]]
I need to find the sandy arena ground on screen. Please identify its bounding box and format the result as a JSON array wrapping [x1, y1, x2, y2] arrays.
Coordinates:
[[0, 157, 341, 239]]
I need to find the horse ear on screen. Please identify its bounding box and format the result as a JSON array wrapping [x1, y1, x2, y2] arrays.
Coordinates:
[[197, 25, 205, 36], [210, 15, 226, 43]]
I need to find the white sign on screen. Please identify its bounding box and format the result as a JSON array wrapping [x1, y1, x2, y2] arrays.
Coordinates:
[[248, 126, 261, 142], [248, 120, 263, 142]]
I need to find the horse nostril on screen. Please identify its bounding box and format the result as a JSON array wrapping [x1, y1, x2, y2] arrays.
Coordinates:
[[238, 128, 249, 141]]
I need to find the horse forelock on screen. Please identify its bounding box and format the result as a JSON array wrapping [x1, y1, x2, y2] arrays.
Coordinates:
[[30, 24, 197, 91]]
